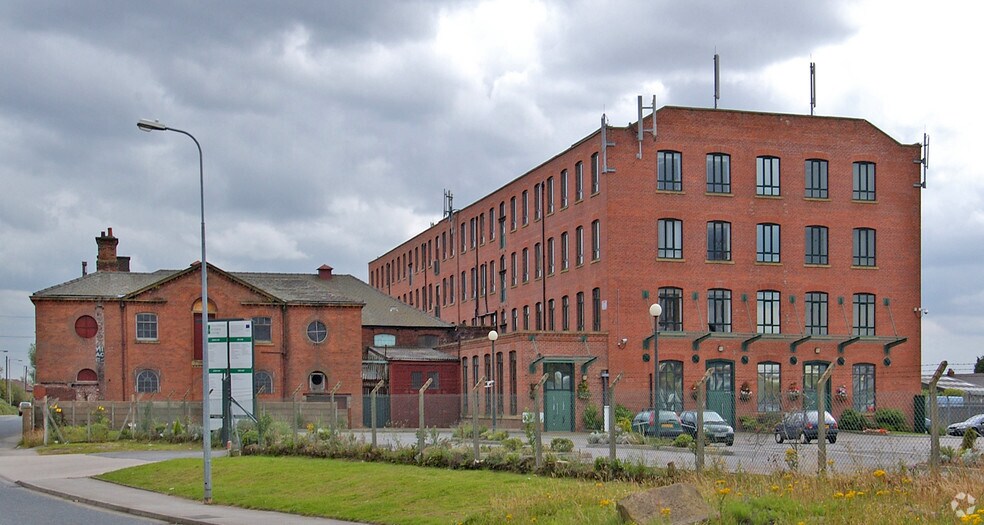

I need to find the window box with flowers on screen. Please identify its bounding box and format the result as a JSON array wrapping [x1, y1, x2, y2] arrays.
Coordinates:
[[577, 380, 591, 400], [739, 381, 752, 402], [787, 382, 801, 401], [836, 385, 848, 401]]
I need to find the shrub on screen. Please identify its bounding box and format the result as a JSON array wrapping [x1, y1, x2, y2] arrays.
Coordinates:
[[839, 408, 869, 431], [501, 437, 523, 451], [739, 413, 782, 433], [614, 404, 633, 422], [481, 429, 508, 441], [673, 433, 693, 447], [582, 404, 603, 431], [960, 428, 978, 451], [873, 408, 907, 432], [550, 437, 574, 452]]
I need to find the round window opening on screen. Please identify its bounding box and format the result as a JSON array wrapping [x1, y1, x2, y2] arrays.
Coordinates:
[[75, 315, 98, 338], [307, 321, 328, 343]]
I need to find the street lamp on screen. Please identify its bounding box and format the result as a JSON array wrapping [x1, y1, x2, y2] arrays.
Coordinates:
[[649, 303, 662, 435], [488, 330, 498, 431], [137, 119, 212, 504], [3, 350, 10, 406]]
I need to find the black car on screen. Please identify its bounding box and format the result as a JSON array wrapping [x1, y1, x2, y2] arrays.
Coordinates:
[[946, 414, 984, 437], [679, 410, 734, 446], [631, 409, 683, 438], [774, 410, 838, 444]]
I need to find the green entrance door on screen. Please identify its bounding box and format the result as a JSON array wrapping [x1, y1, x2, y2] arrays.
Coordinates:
[[803, 361, 832, 411], [544, 363, 574, 432], [705, 360, 735, 427]]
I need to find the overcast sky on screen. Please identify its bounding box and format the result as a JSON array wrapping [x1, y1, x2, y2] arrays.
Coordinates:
[[1, 1, 981, 375]]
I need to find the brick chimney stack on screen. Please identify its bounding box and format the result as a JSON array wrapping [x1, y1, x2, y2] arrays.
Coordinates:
[[96, 228, 119, 272], [317, 264, 333, 280]]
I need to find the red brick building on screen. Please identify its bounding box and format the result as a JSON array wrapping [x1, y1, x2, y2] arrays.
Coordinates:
[[32, 229, 453, 428], [368, 106, 923, 430]]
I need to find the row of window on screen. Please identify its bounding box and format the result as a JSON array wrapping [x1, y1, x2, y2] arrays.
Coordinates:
[[462, 350, 520, 416], [136, 369, 276, 394], [659, 220, 877, 266], [656, 287, 877, 336], [652, 361, 876, 413], [131, 314, 324, 344], [658, 152, 877, 200], [372, 152, 604, 291]]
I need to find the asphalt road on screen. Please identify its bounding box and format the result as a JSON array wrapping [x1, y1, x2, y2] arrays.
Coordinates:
[[0, 415, 165, 525]]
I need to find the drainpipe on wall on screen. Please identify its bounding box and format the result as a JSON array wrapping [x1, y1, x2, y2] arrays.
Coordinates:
[[119, 300, 127, 397], [280, 304, 288, 401]]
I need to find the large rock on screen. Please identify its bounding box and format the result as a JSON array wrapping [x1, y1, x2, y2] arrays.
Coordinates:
[[617, 483, 716, 524]]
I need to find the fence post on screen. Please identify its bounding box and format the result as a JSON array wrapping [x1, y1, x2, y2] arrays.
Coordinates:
[[608, 373, 623, 461], [816, 363, 835, 475], [472, 376, 486, 462], [43, 396, 49, 446], [928, 361, 947, 477], [695, 369, 713, 473], [291, 383, 303, 436], [370, 380, 385, 448], [532, 374, 548, 468], [417, 377, 434, 462], [329, 382, 341, 431]]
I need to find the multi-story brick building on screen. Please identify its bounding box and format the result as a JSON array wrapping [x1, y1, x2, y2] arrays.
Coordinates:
[[32, 228, 453, 427], [368, 105, 923, 431]]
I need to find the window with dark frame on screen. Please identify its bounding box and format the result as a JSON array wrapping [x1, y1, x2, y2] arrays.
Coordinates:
[[523, 305, 530, 330], [306, 320, 328, 343], [576, 292, 585, 331], [561, 232, 569, 270], [254, 370, 274, 395], [591, 220, 601, 261], [561, 295, 570, 331], [576, 226, 584, 265], [560, 169, 569, 207], [546, 176, 554, 214], [591, 287, 601, 331], [805, 159, 828, 198], [706, 153, 730, 193], [658, 287, 683, 331], [510, 197, 517, 230], [548, 299, 555, 330], [575, 161, 584, 200], [658, 218, 683, 259], [757, 362, 781, 412], [707, 288, 732, 332], [756, 156, 781, 196], [522, 190, 529, 225], [853, 293, 876, 336], [509, 351, 518, 415], [136, 313, 158, 341], [805, 226, 828, 265], [853, 228, 876, 266], [756, 223, 781, 263], [252, 316, 272, 343], [853, 363, 876, 412], [756, 290, 781, 334], [591, 152, 600, 194], [706, 221, 731, 261], [657, 150, 682, 191], [853, 161, 876, 201], [136, 370, 159, 393], [522, 248, 529, 283], [805, 292, 828, 335]]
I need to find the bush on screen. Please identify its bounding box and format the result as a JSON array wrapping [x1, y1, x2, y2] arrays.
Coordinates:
[[839, 408, 869, 431], [873, 408, 908, 432], [673, 433, 693, 447], [550, 437, 574, 452], [960, 428, 978, 451], [501, 437, 523, 451], [582, 404, 603, 431], [739, 413, 782, 433]]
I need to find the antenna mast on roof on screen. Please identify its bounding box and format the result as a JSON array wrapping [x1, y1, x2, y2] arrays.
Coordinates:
[[713, 53, 720, 109], [601, 114, 616, 173], [914, 133, 929, 189], [443, 190, 455, 222], [810, 61, 817, 115], [637, 95, 657, 159]]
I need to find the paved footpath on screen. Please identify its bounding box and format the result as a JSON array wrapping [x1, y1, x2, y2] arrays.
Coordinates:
[[0, 447, 364, 525]]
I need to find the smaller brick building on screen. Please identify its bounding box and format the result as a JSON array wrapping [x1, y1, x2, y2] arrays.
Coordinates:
[[32, 228, 454, 428]]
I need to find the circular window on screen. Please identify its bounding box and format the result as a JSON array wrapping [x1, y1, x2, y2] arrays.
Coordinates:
[[75, 315, 98, 338], [307, 321, 328, 343]]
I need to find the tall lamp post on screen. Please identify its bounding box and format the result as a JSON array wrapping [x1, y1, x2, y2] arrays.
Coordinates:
[[488, 330, 498, 431], [649, 304, 662, 426], [137, 119, 212, 504], [3, 350, 10, 405]]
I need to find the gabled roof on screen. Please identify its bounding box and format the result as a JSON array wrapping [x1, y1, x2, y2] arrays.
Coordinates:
[[33, 264, 452, 329], [367, 346, 457, 362]]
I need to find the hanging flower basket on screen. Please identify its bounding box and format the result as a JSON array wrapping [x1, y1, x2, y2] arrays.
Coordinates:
[[787, 382, 800, 401], [576, 380, 591, 400], [738, 381, 752, 402], [836, 385, 848, 401]]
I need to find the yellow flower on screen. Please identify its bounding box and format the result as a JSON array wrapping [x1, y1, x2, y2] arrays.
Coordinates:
[[595, 482, 603, 487], [660, 508, 671, 516], [530, 518, 537, 523], [833, 492, 844, 498], [506, 514, 512, 521], [873, 469, 886, 479], [599, 499, 611, 507], [771, 485, 781, 493], [717, 487, 731, 496]]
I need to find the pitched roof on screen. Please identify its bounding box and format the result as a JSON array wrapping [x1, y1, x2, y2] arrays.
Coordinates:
[[33, 266, 451, 329], [367, 346, 457, 362]]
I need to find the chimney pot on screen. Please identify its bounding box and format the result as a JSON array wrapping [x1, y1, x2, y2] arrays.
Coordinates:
[[96, 227, 121, 272]]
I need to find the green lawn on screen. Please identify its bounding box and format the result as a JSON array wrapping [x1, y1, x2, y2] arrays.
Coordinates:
[[98, 456, 640, 524]]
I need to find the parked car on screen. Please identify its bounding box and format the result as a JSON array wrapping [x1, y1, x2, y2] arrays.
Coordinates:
[[679, 410, 734, 446], [946, 414, 984, 437], [774, 410, 838, 444], [631, 409, 683, 438]]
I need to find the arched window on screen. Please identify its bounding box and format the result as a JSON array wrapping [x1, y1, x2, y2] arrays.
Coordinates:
[[136, 370, 159, 393], [254, 371, 274, 395], [77, 369, 97, 382]]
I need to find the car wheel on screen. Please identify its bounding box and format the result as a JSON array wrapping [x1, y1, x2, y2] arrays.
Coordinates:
[[828, 435, 837, 444], [799, 431, 810, 444], [726, 439, 734, 447], [774, 431, 784, 444]]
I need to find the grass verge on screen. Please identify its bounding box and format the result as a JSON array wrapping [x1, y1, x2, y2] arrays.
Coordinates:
[[96, 455, 984, 524]]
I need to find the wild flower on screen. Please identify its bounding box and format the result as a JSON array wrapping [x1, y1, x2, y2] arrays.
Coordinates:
[[873, 469, 886, 479], [660, 508, 671, 517]]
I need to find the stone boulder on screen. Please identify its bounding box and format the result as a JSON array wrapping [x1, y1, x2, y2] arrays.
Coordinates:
[[617, 483, 716, 524]]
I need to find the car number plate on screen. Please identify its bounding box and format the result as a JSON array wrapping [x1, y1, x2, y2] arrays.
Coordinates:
[[661, 423, 674, 428]]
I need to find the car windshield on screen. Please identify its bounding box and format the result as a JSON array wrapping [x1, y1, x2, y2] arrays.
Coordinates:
[[703, 412, 725, 423], [659, 411, 678, 420]]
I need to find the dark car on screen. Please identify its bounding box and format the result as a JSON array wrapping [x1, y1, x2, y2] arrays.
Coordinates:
[[679, 410, 734, 446], [631, 409, 683, 438], [946, 414, 984, 437], [774, 410, 838, 444]]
